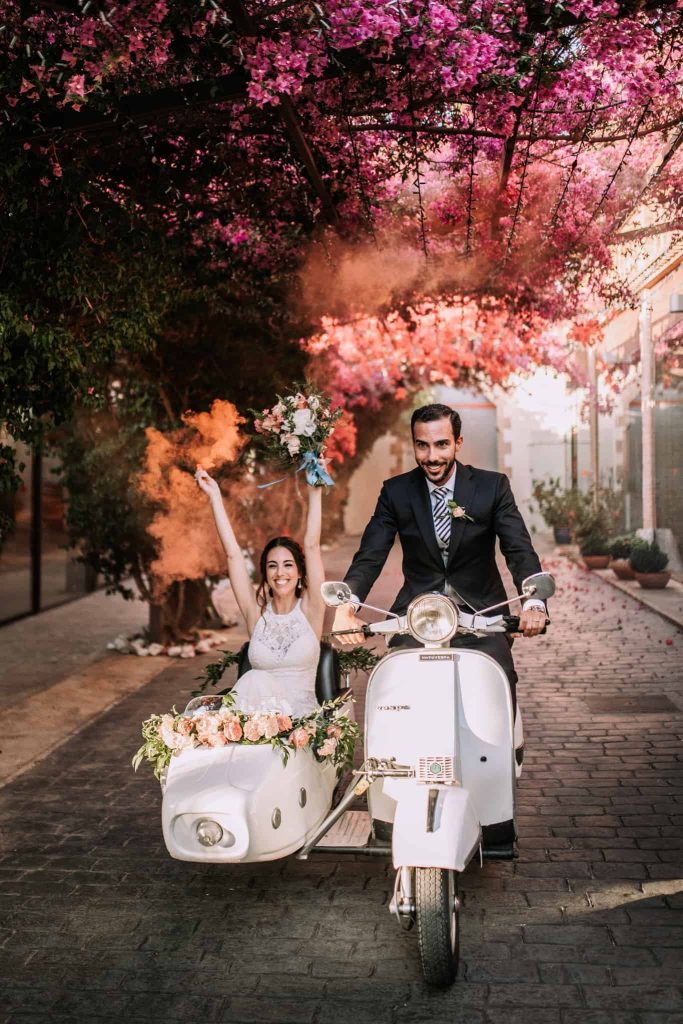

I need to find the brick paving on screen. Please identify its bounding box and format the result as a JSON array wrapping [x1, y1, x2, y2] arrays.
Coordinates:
[[1, 552, 682, 1023]]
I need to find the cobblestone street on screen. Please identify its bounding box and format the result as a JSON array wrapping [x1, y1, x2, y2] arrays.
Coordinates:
[[1, 553, 682, 1024]]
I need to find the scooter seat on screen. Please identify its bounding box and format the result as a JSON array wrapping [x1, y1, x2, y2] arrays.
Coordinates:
[[236, 641, 342, 704]]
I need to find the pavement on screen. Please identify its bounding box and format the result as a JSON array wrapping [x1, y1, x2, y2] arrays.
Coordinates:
[[1, 537, 683, 1023]]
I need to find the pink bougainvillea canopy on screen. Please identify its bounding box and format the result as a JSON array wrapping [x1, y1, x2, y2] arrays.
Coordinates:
[[3, 0, 683, 407]]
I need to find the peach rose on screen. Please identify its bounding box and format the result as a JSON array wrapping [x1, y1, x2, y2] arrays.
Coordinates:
[[223, 718, 243, 742], [203, 731, 228, 748], [289, 727, 311, 749], [255, 713, 280, 740], [177, 717, 194, 737], [326, 724, 342, 739], [159, 714, 179, 749], [277, 713, 293, 732], [244, 718, 265, 742]]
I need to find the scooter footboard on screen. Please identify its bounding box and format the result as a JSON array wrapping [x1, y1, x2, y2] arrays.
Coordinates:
[[388, 782, 480, 873]]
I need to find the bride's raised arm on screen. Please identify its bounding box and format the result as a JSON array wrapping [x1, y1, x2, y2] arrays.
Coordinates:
[[195, 468, 260, 634], [301, 480, 326, 635]]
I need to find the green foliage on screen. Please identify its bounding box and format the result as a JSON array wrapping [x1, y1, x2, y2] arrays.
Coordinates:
[[58, 411, 158, 599], [579, 533, 610, 557], [629, 540, 669, 573], [531, 478, 584, 529], [194, 649, 243, 694], [532, 478, 624, 540], [333, 647, 382, 676], [608, 535, 636, 560]]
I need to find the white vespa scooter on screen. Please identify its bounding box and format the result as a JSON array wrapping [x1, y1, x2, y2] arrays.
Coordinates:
[[296, 571, 554, 987]]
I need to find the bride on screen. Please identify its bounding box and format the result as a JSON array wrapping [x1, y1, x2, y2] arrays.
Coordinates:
[[195, 467, 326, 717]]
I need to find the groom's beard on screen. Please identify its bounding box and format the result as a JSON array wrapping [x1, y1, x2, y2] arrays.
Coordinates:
[[419, 456, 456, 485]]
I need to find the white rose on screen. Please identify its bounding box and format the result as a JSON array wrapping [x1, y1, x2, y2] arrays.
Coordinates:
[[292, 408, 317, 436], [283, 433, 301, 455]]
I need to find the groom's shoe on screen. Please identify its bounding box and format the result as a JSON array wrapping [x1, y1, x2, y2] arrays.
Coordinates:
[[371, 819, 393, 843]]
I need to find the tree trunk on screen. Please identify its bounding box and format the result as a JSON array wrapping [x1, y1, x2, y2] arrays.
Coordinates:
[[148, 578, 212, 644]]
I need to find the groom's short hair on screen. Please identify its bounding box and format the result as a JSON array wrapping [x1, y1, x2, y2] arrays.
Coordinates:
[[411, 403, 461, 441]]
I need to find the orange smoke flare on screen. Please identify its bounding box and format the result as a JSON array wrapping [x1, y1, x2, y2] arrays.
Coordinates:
[[138, 399, 245, 594]]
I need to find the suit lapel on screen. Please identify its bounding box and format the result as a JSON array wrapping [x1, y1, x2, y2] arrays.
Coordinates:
[[447, 462, 476, 567], [408, 470, 444, 569]]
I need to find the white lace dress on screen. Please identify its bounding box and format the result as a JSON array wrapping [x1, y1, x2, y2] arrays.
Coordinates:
[[230, 600, 320, 717]]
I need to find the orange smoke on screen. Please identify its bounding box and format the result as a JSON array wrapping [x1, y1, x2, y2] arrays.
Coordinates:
[[138, 399, 245, 593]]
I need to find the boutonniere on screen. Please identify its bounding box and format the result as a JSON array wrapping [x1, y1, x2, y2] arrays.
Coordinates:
[[447, 500, 474, 522]]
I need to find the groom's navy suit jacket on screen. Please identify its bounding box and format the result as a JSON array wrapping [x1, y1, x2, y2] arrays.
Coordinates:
[[344, 462, 542, 616]]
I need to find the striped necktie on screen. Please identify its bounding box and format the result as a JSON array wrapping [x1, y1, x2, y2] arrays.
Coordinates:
[[432, 486, 451, 550]]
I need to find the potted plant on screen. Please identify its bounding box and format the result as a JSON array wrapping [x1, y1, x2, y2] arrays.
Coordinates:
[[628, 540, 671, 589], [608, 535, 637, 580], [579, 533, 611, 570], [531, 478, 582, 543]]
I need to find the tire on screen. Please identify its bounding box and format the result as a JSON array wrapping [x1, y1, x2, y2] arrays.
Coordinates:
[[415, 867, 460, 987]]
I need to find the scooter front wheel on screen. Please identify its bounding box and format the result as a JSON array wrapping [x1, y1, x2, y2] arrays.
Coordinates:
[[415, 867, 460, 987]]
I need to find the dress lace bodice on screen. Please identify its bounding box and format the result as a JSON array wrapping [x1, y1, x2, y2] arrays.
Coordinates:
[[248, 601, 319, 672], [230, 600, 320, 717]]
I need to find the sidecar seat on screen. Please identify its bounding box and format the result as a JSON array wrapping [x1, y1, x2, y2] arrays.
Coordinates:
[[234, 641, 342, 703]]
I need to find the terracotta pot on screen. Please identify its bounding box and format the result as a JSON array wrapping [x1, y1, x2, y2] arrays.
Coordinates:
[[634, 571, 671, 590], [583, 555, 610, 570], [610, 558, 636, 581]]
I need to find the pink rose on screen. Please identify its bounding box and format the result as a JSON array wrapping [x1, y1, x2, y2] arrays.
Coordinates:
[[177, 717, 194, 737], [326, 724, 342, 739], [244, 718, 265, 742], [289, 727, 310, 749], [318, 738, 338, 757], [283, 433, 300, 455], [254, 418, 264, 434], [277, 713, 293, 732]]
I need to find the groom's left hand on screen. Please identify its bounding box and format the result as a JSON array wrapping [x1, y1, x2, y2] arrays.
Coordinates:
[[518, 607, 547, 638]]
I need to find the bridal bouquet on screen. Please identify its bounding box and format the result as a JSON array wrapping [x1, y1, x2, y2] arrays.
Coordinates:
[[252, 383, 342, 487], [133, 692, 358, 780]]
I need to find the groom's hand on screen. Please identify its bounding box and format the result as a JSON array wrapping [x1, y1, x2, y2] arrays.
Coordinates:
[[518, 607, 547, 638], [332, 604, 366, 645]]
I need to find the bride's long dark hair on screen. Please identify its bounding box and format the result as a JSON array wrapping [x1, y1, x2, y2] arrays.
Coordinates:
[[256, 536, 307, 608]]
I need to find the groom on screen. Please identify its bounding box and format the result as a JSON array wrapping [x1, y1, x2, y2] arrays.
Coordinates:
[[333, 403, 547, 710]]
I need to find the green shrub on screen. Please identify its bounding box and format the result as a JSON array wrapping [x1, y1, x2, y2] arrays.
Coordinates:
[[579, 533, 610, 556], [629, 541, 669, 574], [608, 535, 636, 560]]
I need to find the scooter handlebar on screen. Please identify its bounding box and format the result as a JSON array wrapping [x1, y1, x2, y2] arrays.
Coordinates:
[[503, 615, 549, 635]]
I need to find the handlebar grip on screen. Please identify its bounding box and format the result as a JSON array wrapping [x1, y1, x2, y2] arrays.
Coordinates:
[[503, 616, 549, 635], [330, 626, 370, 637]]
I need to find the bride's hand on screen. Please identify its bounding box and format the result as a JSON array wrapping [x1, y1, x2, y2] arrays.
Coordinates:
[[195, 467, 221, 500]]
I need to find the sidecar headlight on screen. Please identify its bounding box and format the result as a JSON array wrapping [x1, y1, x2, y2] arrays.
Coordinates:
[[407, 594, 457, 644], [195, 818, 224, 847]]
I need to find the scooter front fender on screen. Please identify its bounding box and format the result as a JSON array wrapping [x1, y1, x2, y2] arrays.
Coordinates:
[[387, 780, 480, 873]]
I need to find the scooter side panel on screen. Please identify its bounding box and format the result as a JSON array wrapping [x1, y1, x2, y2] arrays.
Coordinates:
[[455, 650, 515, 827]]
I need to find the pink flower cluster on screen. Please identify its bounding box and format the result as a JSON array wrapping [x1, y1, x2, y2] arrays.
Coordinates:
[[159, 708, 296, 751]]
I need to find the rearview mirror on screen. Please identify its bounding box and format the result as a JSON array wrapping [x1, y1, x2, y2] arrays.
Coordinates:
[[321, 581, 353, 607], [521, 572, 556, 602]]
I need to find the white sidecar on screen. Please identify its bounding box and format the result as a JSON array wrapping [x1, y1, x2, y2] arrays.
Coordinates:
[[162, 741, 337, 863], [161, 641, 343, 863]]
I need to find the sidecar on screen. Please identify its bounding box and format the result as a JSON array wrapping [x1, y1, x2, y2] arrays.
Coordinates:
[[161, 643, 343, 864]]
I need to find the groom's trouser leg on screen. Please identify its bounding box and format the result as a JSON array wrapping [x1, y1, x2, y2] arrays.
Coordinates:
[[388, 633, 517, 717]]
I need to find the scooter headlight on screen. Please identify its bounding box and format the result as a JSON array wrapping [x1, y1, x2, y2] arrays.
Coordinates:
[[195, 818, 224, 847], [407, 594, 457, 644]]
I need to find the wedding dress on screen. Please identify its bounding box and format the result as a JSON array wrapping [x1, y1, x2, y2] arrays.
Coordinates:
[[230, 600, 320, 717]]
